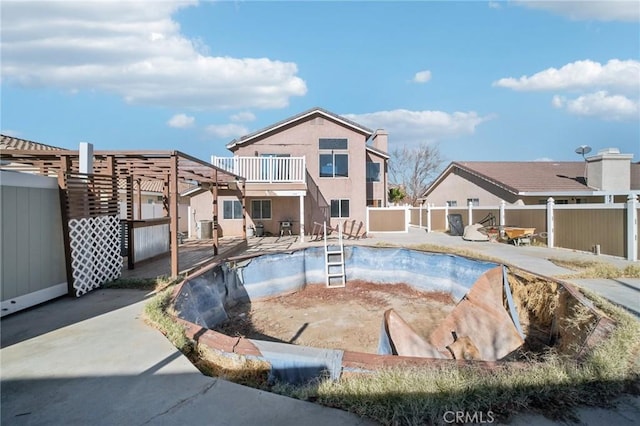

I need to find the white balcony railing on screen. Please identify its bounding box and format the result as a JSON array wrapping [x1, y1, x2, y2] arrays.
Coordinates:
[[211, 156, 306, 183]]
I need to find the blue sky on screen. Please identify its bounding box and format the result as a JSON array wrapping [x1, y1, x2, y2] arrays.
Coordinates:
[[2, 0, 639, 167]]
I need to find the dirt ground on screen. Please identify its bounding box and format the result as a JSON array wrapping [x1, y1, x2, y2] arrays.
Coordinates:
[[215, 280, 456, 354]]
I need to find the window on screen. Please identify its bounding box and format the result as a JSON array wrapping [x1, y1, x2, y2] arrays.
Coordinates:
[[330, 199, 350, 218], [466, 198, 479, 207], [319, 153, 348, 177], [319, 138, 348, 178], [251, 199, 271, 220], [367, 199, 382, 207], [446, 200, 457, 207], [223, 200, 242, 219], [319, 138, 348, 150], [366, 162, 380, 182]]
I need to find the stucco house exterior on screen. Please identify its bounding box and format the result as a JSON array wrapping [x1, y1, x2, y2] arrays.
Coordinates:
[[189, 107, 389, 238], [422, 148, 638, 207]]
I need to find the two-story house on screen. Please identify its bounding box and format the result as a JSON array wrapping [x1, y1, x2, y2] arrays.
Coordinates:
[[189, 107, 389, 239]]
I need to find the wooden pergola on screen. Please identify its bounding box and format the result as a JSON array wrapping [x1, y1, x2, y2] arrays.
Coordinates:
[[1, 149, 246, 278]]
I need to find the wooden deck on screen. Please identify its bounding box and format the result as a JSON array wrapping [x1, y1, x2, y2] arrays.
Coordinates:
[[120, 237, 246, 279], [119, 234, 323, 280]]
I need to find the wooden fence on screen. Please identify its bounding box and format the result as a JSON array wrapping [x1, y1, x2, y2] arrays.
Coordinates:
[[60, 173, 123, 296]]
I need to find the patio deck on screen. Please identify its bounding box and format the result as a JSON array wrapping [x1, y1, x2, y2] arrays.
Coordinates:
[[119, 234, 327, 280], [120, 237, 246, 279]]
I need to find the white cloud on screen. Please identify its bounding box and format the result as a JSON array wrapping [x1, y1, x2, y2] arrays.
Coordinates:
[[1, 1, 307, 110], [554, 91, 639, 121], [497, 59, 640, 121], [167, 113, 195, 128], [516, 0, 640, 22], [493, 59, 640, 94], [488, 2, 501, 10], [534, 157, 554, 162], [344, 109, 494, 145], [231, 111, 256, 122], [205, 123, 249, 139], [412, 70, 432, 84]]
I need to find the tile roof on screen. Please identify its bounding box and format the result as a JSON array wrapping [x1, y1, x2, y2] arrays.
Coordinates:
[[227, 107, 373, 149], [1, 134, 67, 151], [453, 161, 591, 193], [117, 178, 196, 195]]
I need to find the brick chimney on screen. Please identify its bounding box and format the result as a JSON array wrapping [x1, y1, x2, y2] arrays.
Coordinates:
[[586, 148, 633, 191], [372, 129, 388, 153]]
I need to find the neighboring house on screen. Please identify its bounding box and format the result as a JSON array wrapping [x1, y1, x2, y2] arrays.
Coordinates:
[[1, 134, 67, 151], [422, 148, 638, 206], [190, 107, 389, 237], [1, 134, 68, 175]]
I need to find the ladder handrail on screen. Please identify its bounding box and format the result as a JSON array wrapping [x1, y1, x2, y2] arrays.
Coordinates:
[[324, 220, 346, 288]]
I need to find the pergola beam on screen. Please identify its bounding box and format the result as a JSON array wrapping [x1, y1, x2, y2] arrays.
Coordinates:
[[1, 149, 244, 278], [170, 154, 179, 277]]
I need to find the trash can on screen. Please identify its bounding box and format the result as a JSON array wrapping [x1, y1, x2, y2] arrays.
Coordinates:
[[255, 222, 264, 237], [197, 220, 213, 239], [247, 226, 255, 238]]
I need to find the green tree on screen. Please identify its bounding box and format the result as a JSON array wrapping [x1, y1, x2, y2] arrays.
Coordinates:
[[388, 187, 406, 204]]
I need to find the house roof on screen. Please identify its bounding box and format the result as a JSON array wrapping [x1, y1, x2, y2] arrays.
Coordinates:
[[1, 134, 67, 151], [366, 145, 390, 159], [226, 107, 374, 150], [116, 178, 195, 195], [424, 161, 640, 197]]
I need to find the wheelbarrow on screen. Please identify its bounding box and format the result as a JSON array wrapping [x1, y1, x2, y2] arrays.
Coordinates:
[[503, 227, 536, 246]]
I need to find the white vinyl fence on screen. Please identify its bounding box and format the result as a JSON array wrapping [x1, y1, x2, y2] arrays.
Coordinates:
[[367, 196, 639, 261]]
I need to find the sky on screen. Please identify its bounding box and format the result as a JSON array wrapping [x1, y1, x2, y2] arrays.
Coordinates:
[[1, 0, 639, 167]]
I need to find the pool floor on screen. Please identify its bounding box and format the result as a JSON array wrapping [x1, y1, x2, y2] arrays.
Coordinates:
[[214, 280, 456, 354]]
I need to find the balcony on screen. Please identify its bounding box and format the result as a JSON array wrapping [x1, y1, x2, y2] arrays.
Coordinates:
[[212, 156, 306, 183]]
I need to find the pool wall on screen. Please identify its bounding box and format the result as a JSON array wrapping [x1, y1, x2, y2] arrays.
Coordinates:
[[170, 246, 615, 385], [173, 246, 498, 329]]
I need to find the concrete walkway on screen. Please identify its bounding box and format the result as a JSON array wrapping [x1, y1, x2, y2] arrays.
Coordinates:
[[1, 228, 638, 426], [0, 289, 374, 426]]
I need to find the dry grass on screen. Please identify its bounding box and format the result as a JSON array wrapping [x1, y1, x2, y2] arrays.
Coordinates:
[[272, 293, 640, 425], [103, 275, 183, 292], [194, 345, 270, 388], [508, 269, 559, 328], [143, 287, 192, 354], [550, 258, 640, 279]]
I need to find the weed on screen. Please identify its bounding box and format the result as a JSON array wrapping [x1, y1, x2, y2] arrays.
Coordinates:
[[104, 275, 183, 292], [143, 288, 192, 354], [550, 258, 640, 279]]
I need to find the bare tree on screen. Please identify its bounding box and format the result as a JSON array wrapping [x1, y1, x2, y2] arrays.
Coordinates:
[[389, 143, 443, 205]]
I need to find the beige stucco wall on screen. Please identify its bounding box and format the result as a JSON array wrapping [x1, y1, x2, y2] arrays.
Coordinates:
[[231, 115, 372, 230], [424, 172, 510, 207], [366, 152, 387, 207], [424, 170, 607, 207]]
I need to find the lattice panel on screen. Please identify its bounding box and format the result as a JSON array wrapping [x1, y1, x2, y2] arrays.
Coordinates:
[[68, 215, 123, 297]]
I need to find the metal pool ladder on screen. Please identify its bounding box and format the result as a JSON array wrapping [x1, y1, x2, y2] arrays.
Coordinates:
[[323, 221, 346, 288]]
